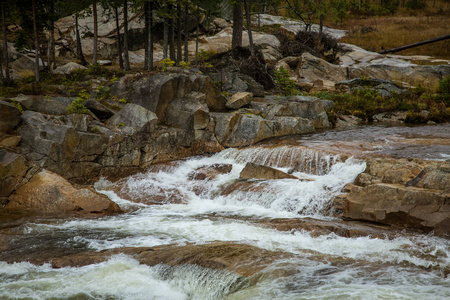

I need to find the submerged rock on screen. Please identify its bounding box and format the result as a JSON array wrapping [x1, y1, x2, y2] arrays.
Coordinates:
[[50, 242, 291, 278]]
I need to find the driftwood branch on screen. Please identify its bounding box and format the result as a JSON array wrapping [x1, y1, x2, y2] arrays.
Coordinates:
[[379, 34, 450, 54]]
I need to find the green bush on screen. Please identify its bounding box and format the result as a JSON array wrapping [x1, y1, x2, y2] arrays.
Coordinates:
[[274, 66, 297, 96], [67, 90, 90, 114]]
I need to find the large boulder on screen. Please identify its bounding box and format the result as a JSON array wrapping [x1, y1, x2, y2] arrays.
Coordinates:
[[15, 94, 72, 115], [110, 73, 227, 124], [226, 92, 253, 109], [106, 103, 158, 135], [0, 101, 22, 134], [340, 159, 450, 236], [5, 170, 121, 215], [53, 62, 87, 75], [211, 112, 314, 147], [0, 150, 39, 200], [343, 183, 450, 235], [209, 72, 265, 97], [252, 96, 330, 129]]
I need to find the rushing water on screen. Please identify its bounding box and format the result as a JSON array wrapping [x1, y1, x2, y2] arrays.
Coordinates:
[[1, 126, 449, 300]]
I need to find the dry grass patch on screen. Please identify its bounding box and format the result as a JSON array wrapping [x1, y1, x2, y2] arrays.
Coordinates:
[[329, 1, 450, 59]]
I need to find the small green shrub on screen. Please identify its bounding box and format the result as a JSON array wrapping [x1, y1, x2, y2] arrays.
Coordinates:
[[117, 122, 125, 127], [179, 61, 191, 69], [274, 66, 297, 96], [96, 85, 111, 101], [158, 58, 175, 71], [67, 90, 90, 114], [11, 99, 24, 114]]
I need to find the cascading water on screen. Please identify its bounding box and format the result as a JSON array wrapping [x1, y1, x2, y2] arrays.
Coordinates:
[[1, 144, 449, 300]]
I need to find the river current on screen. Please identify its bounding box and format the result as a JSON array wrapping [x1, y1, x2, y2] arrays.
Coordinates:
[[1, 125, 449, 299]]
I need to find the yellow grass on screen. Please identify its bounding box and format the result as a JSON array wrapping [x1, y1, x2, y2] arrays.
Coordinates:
[[327, 1, 450, 59]]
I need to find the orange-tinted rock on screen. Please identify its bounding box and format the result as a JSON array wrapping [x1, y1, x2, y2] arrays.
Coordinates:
[[6, 170, 121, 215]]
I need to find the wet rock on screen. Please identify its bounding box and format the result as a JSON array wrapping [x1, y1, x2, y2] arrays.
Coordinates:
[[53, 62, 87, 74], [226, 92, 253, 110], [0, 101, 22, 134], [341, 159, 450, 236], [188, 163, 233, 180], [5, 170, 121, 215], [106, 103, 158, 135], [50, 242, 291, 277], [15, 94, 72, 115], [240, 162, 298, 180], [343, 183, 450, 235], [266, 218, 393, 239]]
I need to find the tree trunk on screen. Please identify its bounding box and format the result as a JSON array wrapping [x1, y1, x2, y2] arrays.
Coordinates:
[[1, 0, 10, 82], [32, 0, 39, 82], [379, 34, 450, 54], [176, 3, 182, 64], [48, 0, 55, 72], [231, 2, 243, 50], [144, 1, 149, 70], [163, 16, 168, 58], [123, 0, 130, 70], [114, 5, 123, 69], [169, 6, 175, 61], [243, 0, 254, 55], [92, 0, 98, 64], [183, 3, 188, 62], [75, 14, 87, 66], [148, 0, 153, 71]]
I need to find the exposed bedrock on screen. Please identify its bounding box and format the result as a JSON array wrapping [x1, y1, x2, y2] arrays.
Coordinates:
[[337, 158, 450, 236]]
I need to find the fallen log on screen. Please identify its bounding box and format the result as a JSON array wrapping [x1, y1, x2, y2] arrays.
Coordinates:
[[379, 34, 450, 54]]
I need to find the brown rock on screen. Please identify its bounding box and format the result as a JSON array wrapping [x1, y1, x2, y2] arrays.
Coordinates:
[[0, 135, 21, 148], [6, 170, 121, 215], [343, 183, 450, 235], [0, 101, 22, 134], [188, 163, 233, 180], [50, 242, 291, 277], [240, 162, 298, 180]]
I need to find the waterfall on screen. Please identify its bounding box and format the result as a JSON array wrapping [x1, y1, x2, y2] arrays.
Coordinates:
[[218, 146, 341, 175]]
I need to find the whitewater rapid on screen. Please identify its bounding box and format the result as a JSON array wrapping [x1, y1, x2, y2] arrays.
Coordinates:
[[1, 145, 449, 300]]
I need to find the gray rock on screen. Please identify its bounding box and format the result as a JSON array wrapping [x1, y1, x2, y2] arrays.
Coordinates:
[[211, 112, 314, 147], [335, 77, 409, 97], [110, 73, 226, 126], [209, 72, 265, 97], [0, 101, 22, 134], [107, 103, 158, 135], [84, 99, 115, 121], [53, 62, 87, 75], [15, 94, 72, 115], [226, 92, 253, 110], [262, 96, 330, 129]]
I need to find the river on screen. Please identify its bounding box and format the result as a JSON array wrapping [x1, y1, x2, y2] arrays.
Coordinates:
[[1, 125, 449, 299]]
